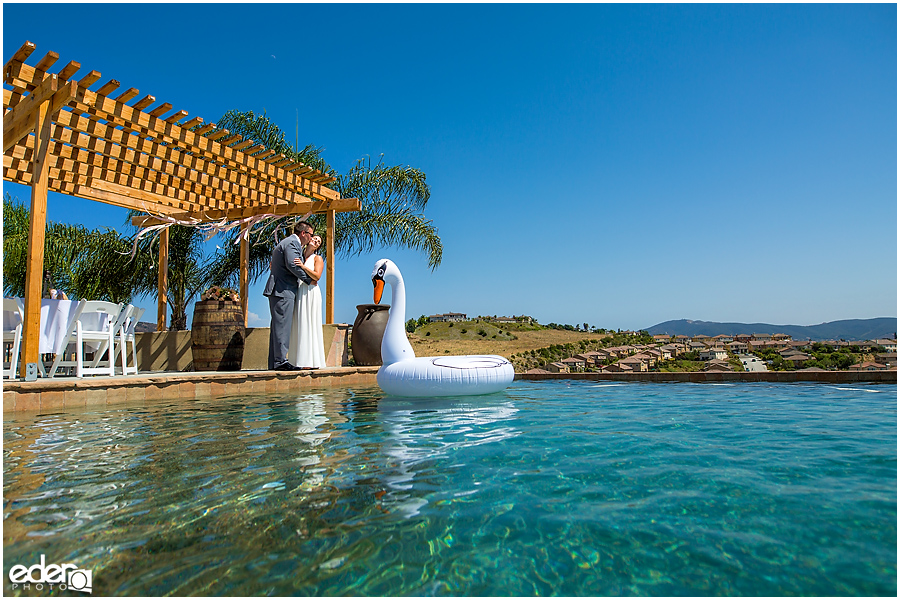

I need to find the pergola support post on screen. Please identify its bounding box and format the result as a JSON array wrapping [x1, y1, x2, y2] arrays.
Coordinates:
[[240, 226, 249, 327], [19, 98, 53, 378], [326, 209, 335, 324], [157, 227, 169, 331]]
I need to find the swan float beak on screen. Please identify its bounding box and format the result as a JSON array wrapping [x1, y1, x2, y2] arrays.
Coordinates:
[[372, 260, 388, 304]]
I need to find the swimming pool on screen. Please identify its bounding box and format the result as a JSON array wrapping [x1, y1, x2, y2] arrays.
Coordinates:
[[3, 381, 896, 596]]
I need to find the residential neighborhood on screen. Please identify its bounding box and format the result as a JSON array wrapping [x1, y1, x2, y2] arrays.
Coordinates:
[[525, 332, 897, 375]]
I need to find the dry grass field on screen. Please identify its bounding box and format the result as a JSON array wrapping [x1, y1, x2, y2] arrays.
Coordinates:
[[407, 322, 608, 358]]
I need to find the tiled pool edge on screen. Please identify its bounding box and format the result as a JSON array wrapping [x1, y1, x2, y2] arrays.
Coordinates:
[[516, 371, 897, 384], [3, 367, 381, 413], [3, 368, 895, 413]]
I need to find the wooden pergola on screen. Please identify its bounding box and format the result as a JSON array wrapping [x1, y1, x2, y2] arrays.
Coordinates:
[[3, 41, 360, 378]]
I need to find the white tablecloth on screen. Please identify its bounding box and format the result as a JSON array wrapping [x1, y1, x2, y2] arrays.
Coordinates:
[[3, 299, 110, 353]]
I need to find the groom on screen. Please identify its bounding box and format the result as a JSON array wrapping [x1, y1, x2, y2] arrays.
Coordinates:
[[264, 220, 316, 370]]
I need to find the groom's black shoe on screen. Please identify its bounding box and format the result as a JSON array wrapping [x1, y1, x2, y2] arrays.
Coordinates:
[[274, 362, 301, 371]]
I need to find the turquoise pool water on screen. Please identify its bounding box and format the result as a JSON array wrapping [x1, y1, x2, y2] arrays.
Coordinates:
[[3, 381, 896, 596]]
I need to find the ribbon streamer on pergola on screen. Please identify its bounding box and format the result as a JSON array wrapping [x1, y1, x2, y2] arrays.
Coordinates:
[[3, 41, 360, 378]]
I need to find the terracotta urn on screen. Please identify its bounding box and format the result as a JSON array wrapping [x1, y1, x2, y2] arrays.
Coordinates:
[[351, 304, 391, 366]]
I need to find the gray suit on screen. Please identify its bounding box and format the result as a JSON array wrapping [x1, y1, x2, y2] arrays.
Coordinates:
[[264, 234, 313, 369]]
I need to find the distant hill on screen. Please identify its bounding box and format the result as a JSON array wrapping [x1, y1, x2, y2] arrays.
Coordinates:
[[644, 318, 896, 341]]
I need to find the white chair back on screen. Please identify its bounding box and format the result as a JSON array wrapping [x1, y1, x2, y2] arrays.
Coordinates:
[[92, 303, 132, 370], [114, 305, 146, 375], [3, 297, 24, 331], [125, 307, 145, 336], [78, 301, 122, 333], [3, 298, 25, 379]]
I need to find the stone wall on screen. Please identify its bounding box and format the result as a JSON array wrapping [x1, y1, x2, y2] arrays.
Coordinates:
[[134, 324, 351, 372]]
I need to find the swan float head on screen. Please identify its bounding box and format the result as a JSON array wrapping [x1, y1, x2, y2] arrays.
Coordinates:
[[371, 258, 415, 365]]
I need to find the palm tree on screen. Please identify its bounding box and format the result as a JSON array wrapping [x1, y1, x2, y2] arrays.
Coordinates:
[[124, 215, 218, 330], [3, 193, 155, 303], [201, 110, 442, 289]]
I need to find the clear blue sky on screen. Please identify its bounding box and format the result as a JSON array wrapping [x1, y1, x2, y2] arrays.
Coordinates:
[[3, 3, 897, 330]]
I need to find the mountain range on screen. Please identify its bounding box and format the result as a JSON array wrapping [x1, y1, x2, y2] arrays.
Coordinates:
[[644, 318, 897, 342]]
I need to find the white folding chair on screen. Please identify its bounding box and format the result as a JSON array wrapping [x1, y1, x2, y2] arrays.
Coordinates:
[[3, 298, 25, 379], [92, 303, 132, 375], [114, 305, 144, 376], [47, 301, 122, 378]]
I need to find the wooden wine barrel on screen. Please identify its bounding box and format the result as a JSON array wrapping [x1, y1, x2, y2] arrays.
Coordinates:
[[191, 300, 245, 371]]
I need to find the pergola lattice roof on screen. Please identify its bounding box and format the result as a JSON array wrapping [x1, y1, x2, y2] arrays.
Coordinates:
[[3, 41, 359, 221]]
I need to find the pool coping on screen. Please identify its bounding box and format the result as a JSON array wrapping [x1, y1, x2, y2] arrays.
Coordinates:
[[3, 368, 895, 413], [3, 367, 381, 413]]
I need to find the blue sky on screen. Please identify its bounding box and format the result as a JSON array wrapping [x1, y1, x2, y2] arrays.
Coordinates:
[[3, 3, 897, 330]]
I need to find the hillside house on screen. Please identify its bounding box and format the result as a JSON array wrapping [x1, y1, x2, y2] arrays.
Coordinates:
[[429, 312, 467, 323], [547, 361, 570, 373], [876, 353, 897, 368], [704, 359, 733, 372], [700, 347, 728, 361], [849, 362, 889, 371], [560, 357, 586, 372], [788, 340, 813, 350], [782, 352, 812, 368], [618, 356, 649, 372], [653, 334, 672, 342], [576, 351, 605, 366], [591, 349, 615, 364], [630, 352, 657, 369], [875, 339, 897, 352], [606, 346, 634, 358], [601, 362, 633, 373], [726, 341, 749, 354], [688, 342, 708, 354], [659, 344, 680, 358], [749, 340, 776, 351]]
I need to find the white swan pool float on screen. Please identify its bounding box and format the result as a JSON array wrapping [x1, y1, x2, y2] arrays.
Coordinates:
[[371, 258, 515, 397]]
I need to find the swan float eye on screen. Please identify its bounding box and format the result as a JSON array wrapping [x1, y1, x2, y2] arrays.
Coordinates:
[[371, 260, 388, 281]]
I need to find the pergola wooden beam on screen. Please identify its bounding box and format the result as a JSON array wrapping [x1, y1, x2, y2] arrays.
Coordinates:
[[131, 197, 361, 227], [5, 41, 360, 376]]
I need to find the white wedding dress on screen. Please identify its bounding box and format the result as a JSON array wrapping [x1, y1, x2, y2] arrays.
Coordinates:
[[288, 254, 327, 368]]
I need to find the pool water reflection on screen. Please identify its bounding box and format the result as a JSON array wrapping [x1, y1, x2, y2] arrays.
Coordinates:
[[3, 382, 896, 595]]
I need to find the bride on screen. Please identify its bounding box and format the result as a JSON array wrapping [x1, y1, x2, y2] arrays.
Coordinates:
[[288, 234, 327, 369]]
